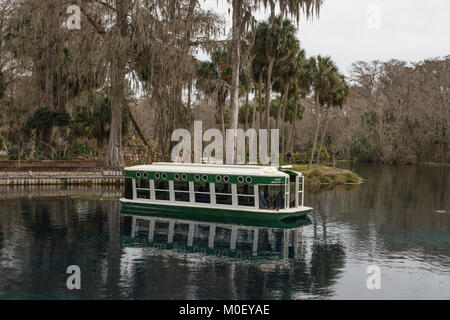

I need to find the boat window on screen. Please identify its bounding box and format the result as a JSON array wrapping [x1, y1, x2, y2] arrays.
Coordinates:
[[194, 182, 210, 204], [215, 183, 231, 194], [174, 181, 189, 191], [258, 187, 268, 209], [136, 179, 149, 189], [258, 185, 285, 210], [137, 189, 151, 200], [298, 177, 304, 207], [237, 184, 254, 195], [155, 180, 169, 190], [155, 179, 170, 201], [215, 183, 232, 205], [289, 176, 296, 208], [136, 178, 150, 200], [125, 178, 133, 200], [237, 184, 255, 207], [174, 181, 190, 202]]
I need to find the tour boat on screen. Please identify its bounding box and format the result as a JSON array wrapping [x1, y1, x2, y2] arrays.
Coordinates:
[[120, 163, 313, 224]]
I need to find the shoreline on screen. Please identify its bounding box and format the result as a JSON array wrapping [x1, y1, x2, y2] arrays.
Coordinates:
[[0, 160, 123, 185], [0, 160, 363, 187]]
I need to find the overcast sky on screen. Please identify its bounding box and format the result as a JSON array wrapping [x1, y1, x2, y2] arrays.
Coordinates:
[[201, 0, 450, 75]]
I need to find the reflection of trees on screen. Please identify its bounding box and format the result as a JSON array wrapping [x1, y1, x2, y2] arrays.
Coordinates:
[[343, 164, 450, 237], [235, 232, 345, 299], [309, 242, 345, 295], [105, 201, 121, 299], [308, 163, 450, 272], [1, 188, 347, 299], [0, 189, 126, 298]]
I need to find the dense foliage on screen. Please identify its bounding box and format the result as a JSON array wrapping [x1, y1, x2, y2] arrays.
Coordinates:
[[0, 0, 448, 166]]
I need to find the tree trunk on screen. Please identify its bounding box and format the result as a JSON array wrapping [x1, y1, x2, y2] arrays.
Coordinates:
[[258, 72, 263, 129], [317, 106, 331, 164], [280, 83, 289, 163], [105, 3, 128, 168], [308, 94, 321, 169], [275, 94, 283, 129], [228, 0, 242, 164], [220, 103, 225, 137], [244, 90, 249, 131], [265, 58, 274, 129], [42, 2, 56, 149], [106, 58, 125, 168], [288, 118, 295, 153], [288, 96, 300, 154], [252, 86, 257, 128], [129, 107, 151, 148]]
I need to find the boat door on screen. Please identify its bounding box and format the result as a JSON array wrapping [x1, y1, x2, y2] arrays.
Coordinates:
[[288, 175, 298, 208]]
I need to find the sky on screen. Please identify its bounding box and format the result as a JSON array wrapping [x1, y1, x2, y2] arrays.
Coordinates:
[[201, 0, 450, 75]]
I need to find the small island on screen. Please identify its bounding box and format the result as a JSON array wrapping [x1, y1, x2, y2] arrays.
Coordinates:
[[292, 164, 362, 190]]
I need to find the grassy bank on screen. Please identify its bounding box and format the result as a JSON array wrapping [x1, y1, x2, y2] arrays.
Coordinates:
[[291, 164, 363, 190]]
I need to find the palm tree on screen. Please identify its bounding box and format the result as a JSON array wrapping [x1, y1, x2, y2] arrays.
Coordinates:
[[285, 49, 312, 155], [272, 21, 300, 127], [316, 73, 350, 164], [228, 0, 322, 162], [240, 70, 252, 131], [271, 32, 302, 162], [308, 55, 339, 168], [252, 16, 299, 129], [250, 32, 267, 130], [286, 97, 306, 153], [197, 49, 232, 136], [240, 36, 254, 132]]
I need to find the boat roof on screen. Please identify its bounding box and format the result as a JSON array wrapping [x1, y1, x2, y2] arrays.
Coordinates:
[[124, 162, 300, 177]]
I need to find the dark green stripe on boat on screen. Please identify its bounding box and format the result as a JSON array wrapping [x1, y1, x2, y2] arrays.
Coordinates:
[[120, 201, 311, 228], [124, 170, 287, 185]]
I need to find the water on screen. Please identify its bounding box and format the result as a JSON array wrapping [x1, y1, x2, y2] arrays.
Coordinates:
[[0, 164, 449, 300]]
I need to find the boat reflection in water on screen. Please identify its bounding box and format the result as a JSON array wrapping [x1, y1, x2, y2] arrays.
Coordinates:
[[121, 210, 312, 262], [120, 208, 347, 297]]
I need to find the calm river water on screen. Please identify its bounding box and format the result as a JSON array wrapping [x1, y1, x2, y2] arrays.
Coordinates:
[[0, 164, 449, 300]]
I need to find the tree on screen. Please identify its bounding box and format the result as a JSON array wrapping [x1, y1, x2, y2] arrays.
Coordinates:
[[0, 71, 4, 100], [316, 73, 350, 164], [287, 49, 311, 154], [228, 0, 321, 129], [307, 55, 339, 168], [197, 49, 232, 136], [72, 95, 130, 155], [80, 0, 221, 166], [228, 0, 322, 163], [3, 0, 106, 157], [272, 36, 305, 161], [132, 1, 222, 159]]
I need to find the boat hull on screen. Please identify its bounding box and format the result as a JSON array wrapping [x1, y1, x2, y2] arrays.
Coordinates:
[[120, 199, 312, 229]]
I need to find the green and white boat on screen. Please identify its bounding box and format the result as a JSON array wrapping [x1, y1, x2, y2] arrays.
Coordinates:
[[120, 163, 312, 224]]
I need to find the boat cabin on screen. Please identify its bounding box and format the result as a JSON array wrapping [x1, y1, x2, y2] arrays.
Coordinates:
[[122, 163, 306, 214]]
